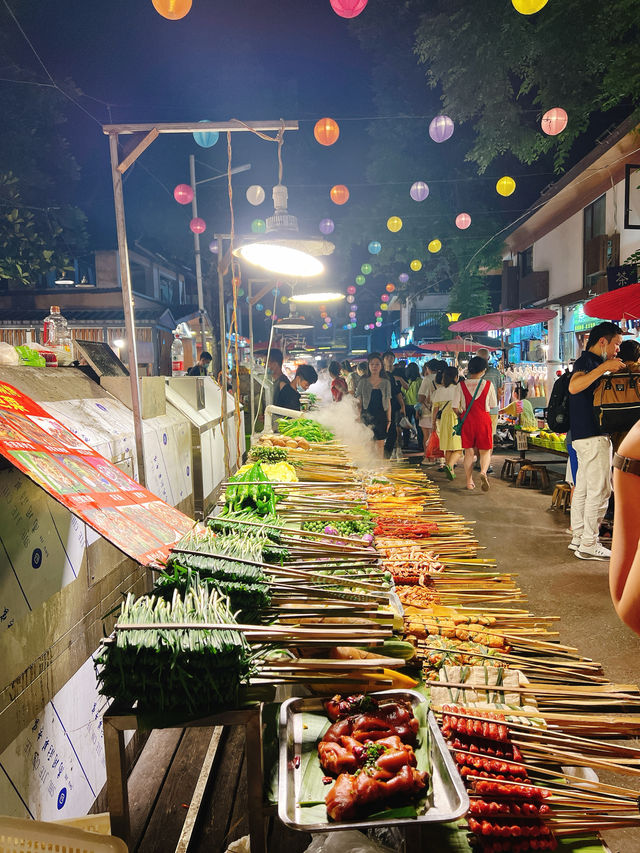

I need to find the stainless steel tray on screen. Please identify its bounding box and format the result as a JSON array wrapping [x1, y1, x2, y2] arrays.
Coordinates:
[[277, 689, 469, 831]]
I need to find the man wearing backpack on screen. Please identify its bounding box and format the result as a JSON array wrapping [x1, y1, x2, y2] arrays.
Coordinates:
[[568, 322, 625, 561]]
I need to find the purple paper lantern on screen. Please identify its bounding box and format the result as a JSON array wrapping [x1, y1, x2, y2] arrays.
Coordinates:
[[410, 181, 429, 202], [399, 273, 409, 283], [429, 115, 454, 143], [208, 240, 219, 253], [319, 218, 335, 235]]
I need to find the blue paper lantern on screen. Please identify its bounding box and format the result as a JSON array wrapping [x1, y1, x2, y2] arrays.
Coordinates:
[[368, 241, 382, 255], [193, 120, 219, 149]]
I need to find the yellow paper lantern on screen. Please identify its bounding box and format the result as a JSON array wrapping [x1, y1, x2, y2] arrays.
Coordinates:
[[386, 216, 403, 233], [428, 239, 442, 254], [380, 303, 389, 311], [265, 309, 272, 317], [512, 0, 548, 14], [410, 259, 422, 271], [152, 0, 192, 19], [496, 176, 516, 197]]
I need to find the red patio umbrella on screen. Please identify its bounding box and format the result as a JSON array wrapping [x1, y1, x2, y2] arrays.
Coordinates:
[[419, 336, 495, 353], [448, 308, 557, 333], [584, 282, 640, 321], [449, 309, 557, 364]]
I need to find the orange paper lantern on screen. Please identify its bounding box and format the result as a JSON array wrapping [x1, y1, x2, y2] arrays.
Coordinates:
[[152, 0, 192, 19], [330, 184, 350, 205], [314, 118, 340, 146], [386, 283, 395, 293]]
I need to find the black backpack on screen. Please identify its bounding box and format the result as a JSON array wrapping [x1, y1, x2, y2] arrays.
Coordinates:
[[546, 369, 572, 432]]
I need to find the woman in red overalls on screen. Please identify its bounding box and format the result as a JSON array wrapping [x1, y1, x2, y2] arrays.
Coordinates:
[[460, 356, 496, 492]]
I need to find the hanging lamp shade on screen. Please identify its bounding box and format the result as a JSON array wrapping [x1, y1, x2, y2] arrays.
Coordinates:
[[541, 107, 568, 136], [152, 0, 192, 19], [314, 118, 340, 146], [330, 184, 350, 205], [330, 0, 368, 18], [246, 185, 265, 205]]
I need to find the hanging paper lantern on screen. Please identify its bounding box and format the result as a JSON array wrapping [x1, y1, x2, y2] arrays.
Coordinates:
[[410, 259, 422, 271], [314, 117, 340, 146], [541, 107, 568, 136], [246, 185, 265, 205], [325, 316, 332, 323], [455, 213, 472, 230], [375, 310, 382, 318], [361, 263, 372, 275], [208, 240, 219, 253], [512, 0, 548, 14], [386, 283, 395, 293], [355, 275, 365, 285], [265, 309, 272, 317], [256, 303, 264, 311], [368, 241, 382, 254], [152, 0, 192, 20], [330, 184, 350, 205], [351, 304, 357, 311], [496, 176, 516, 197], [398, 273, 409, 284], [410, 181, 429, 202], [346, 295, 355, 304], [322, 323, 329, 330], [381, 294, 390, 303], [330, 0, 368, 18], [347, 285, 357, 294], [429, 115, 454, 143], [193, 120, 219, 149], [174, 183, 193, 204], [428, 239, 442, 253], [320, 312, 327, 319], [349, 311, 356, 319], [319, 218, 335, 235], [319, 304, 326, 312], [280, 295, 288, 304], [387, 216, 403, 233], [251, 219, 266, 233], [189, 217, 206, 234], [381, 303, 388, 311]]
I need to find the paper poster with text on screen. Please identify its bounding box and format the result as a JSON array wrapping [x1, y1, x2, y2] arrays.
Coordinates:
[[0, 382, 193, 566]]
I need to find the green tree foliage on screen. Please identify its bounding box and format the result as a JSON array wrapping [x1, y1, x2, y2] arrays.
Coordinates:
[[414, 0, 640, 173]]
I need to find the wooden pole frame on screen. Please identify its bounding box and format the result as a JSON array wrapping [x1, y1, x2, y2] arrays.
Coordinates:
[[103, 119, 299, 483]]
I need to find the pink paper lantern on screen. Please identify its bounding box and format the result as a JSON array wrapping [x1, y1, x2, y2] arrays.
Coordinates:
[[347, 285, 357, 294], [455, 213, 472, 230], [541, 107, 568, 136], [330, 0, 368, 18], [174, 183, 194, 205], [381, 293, 390, 302], [429, 115, 454, 143], [189, 217, 206, 234], [375, 310, 382, 318]]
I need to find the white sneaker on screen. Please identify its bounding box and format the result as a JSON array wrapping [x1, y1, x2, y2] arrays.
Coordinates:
[[568, 539, 580, 551], [575, 543, 611, 561]]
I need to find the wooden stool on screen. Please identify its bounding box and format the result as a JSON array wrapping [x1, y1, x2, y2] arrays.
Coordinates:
[[515, 463, 550, 490], [500, 456, 523, 481], [551, 481, 572, 512]]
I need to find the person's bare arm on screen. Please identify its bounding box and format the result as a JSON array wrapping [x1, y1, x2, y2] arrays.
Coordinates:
[[569, 359, 624, 394], [609, 422, 640, 634]]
